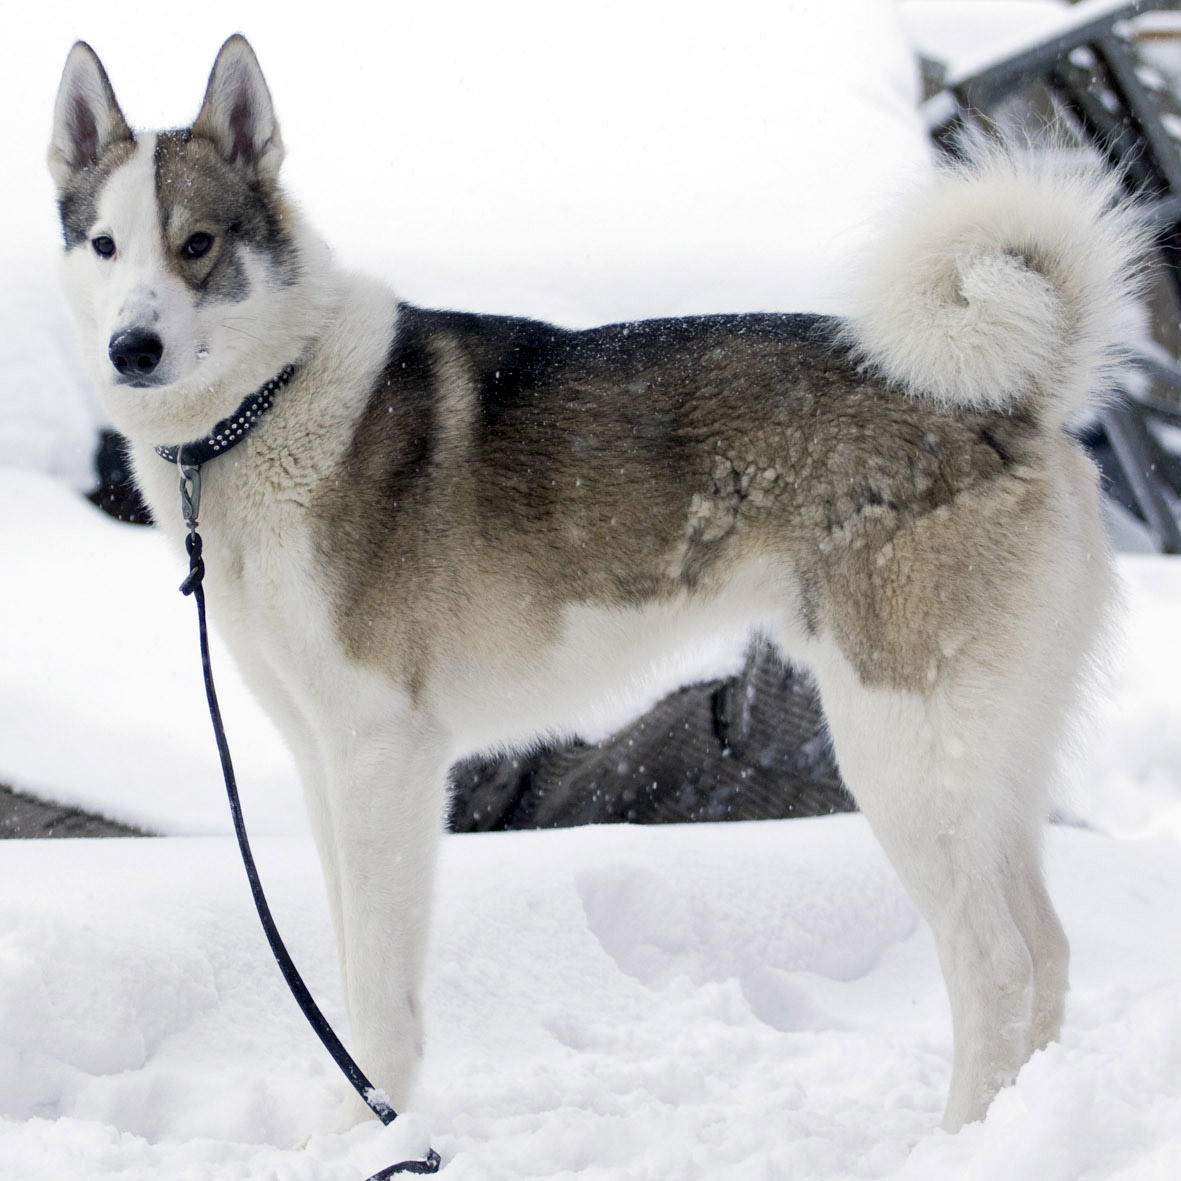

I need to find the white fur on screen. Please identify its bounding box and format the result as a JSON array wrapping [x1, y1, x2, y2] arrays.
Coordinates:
[[802, 440, 1112, 1127], [439, 561, 798, 753], [846, 143, 1149, 427]]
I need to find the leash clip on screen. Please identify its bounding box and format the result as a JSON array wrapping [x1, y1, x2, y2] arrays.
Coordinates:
[[178, 461, 202, 529], [177, 460, 205, 597]]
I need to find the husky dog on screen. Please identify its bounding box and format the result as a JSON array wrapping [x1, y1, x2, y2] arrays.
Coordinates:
[[50, 35, 1142, 1133]]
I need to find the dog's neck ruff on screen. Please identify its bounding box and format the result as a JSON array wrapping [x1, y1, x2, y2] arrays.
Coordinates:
[[154, 365, 297, 466]]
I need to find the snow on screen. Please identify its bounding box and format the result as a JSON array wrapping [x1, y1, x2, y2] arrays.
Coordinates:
[[2, 819, 1180, 1179], [1, 1, 1179, 1178], [0, 468, 300, 836]]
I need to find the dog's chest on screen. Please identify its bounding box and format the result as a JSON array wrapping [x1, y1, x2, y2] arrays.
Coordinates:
[[208, 496, 338, 665], [140, 457, 340, 697]]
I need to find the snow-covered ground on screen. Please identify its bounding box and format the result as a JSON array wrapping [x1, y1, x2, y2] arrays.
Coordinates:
[[1, 1, 1179, 1178], [2, 811, 1180, 1181]]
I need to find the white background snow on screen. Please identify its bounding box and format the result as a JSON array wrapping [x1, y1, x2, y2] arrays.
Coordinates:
[[0, 1, 1179, 1178]]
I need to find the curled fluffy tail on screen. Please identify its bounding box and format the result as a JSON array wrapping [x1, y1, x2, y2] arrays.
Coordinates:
[[845, 143, 1149, 428]]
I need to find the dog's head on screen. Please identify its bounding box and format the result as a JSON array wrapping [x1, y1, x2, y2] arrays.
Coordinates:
[[49, 36, 329, 445]]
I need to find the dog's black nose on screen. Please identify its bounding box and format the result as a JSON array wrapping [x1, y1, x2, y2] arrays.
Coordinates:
[[109, 329, 164, 377]]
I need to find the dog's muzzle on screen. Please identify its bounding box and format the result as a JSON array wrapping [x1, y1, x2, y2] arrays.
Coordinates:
[[109, 328, 165, 385]]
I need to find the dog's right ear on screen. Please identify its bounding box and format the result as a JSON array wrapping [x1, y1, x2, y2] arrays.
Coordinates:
[[48, 41, 133, 190]]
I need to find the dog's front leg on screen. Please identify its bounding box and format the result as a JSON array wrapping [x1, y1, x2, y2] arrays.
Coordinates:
[[322, 708, 451, 1130]]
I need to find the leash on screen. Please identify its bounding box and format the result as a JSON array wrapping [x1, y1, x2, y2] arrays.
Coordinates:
[[174, 459, 441, 1178]]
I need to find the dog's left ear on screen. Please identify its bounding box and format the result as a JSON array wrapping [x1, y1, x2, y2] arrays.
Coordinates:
[[192, 34, 284, 180]]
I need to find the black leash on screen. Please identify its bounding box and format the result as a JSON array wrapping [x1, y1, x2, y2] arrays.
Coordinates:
[[175, 460, 441, 1178]]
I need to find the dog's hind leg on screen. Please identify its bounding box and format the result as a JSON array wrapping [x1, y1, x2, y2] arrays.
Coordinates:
[[997, 798, 1070, 1056], [805, 640, 1073, 1131]]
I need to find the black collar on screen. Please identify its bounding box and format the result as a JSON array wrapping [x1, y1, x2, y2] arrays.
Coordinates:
[[154, 365, 296, 466]]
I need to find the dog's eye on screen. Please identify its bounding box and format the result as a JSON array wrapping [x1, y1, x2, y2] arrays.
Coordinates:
[[182, 232, 214, 260], [92, 235, 116, 259]]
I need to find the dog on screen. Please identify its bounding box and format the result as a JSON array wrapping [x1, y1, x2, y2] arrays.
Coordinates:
[[49, 34, 1143, 1134]]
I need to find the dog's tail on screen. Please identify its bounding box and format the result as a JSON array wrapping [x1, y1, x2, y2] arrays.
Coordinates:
[[844, 142, 1149, 429]]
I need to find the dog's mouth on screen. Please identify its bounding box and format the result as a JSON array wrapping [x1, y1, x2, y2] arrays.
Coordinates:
[[113, 374, 167, 390]]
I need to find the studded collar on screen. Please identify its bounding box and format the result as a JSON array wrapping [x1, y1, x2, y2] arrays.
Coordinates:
[[154, 364, 297, 466]]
